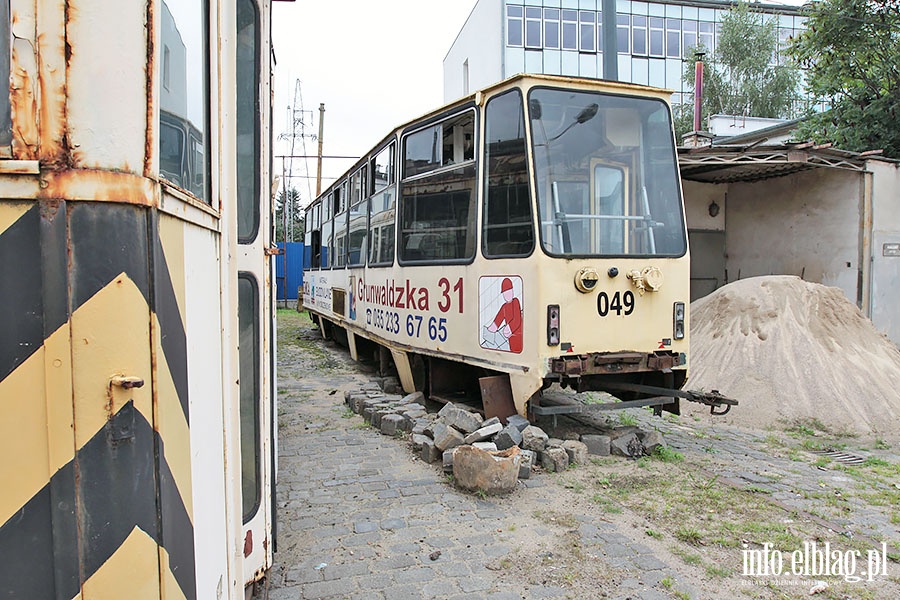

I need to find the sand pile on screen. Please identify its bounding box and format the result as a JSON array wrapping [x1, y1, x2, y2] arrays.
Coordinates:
[[685, 275, 900, 437]]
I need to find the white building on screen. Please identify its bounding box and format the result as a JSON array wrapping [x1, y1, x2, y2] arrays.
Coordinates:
[[444, 0, 804, 107]]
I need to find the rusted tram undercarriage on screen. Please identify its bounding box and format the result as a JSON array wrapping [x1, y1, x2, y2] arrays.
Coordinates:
[[314, 315, 735, 423]]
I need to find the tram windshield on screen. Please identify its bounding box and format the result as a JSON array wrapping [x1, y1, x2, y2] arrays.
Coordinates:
[[528, 87, 686, 257]]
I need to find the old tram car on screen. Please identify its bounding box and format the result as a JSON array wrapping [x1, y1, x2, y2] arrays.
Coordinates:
[[303, 74, 728, 420], [0, 1, 277, 598]]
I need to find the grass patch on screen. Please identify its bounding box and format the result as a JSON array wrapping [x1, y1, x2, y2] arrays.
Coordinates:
[[652, 446, 684, 463]]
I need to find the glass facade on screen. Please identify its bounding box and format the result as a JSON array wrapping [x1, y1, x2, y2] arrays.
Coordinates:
[[504, 0, 803, 106]]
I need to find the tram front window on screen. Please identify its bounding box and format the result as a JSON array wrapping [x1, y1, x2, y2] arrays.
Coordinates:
[[529, 87, 686, 257]]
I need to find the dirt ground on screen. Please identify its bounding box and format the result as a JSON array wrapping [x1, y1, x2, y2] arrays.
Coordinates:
[[276, 308, 900, 600]]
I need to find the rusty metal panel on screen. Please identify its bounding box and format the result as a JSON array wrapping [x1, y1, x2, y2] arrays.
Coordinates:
[[65, 1, 148, 172], [479, 375, 517, 424]]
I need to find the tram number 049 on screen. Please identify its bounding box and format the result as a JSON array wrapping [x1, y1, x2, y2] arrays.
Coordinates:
[[597, 291, 635, 317]]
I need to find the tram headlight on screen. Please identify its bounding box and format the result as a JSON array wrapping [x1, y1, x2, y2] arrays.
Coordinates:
[[673, 302, 685, 340], [574, 268, 599, 293], [547, 304, 560, 346]]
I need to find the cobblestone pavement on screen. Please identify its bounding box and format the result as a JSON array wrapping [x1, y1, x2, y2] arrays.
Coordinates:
[[260, 312, 899, 600]]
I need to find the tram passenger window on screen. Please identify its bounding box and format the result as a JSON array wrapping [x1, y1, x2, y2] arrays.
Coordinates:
[[484, 90, 534, 258], [305, 203, 322, 268], [372, 143, 394, 194], [347, 198, 366, 267], [333, 209, 348, 267], [404, 111, 474, 178], [368, 187, 395, 266], [321, 216, 333, 268], [399, 166, 476, 263]]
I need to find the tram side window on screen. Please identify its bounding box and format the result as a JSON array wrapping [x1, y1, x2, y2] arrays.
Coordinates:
[[321, 193, 334, 267], [236, 0, 260, 243], [304, 202, 321, 268], [160, 1, 209, 203], [484, 90, 534, 258], [333, 182, 348, 267], [400, 110, 476, 264], [368, 143, 396, 266], [348, 167, 367, 266]]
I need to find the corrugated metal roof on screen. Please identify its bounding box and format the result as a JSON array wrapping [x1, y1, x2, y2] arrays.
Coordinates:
[[676, 142, 891, 184]]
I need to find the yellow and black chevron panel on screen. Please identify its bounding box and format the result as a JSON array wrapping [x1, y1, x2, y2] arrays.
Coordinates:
[[0, 201, 196, 600]]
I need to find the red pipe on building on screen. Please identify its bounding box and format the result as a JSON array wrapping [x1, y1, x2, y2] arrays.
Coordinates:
[[693, 55, 704, 132]]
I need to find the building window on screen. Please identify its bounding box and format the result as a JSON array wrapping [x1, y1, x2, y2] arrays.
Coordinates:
[[525, 7, 542, 48], [544, 8, 560, 50], [649, 17, 665, 57], [579, 11, 596, 53], [666, 18, 681, 58], [562, 9, 578, 51], [632, 15, 647, 56], [159, 0, 209, 202], [617, 14, 630, 54], [683, 20, 697, 51], [699, 21, 714, 52], [507, 5, 523, 47]]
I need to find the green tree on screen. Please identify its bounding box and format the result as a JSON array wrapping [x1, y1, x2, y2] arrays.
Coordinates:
[[275, 187, 304, 242], [789, 0, 900, 158], [677, 1, 801, 138]]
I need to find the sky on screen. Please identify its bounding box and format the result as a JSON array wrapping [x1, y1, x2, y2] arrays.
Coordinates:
[[271, 0, 478, 208], [270, 0, 809, 209]]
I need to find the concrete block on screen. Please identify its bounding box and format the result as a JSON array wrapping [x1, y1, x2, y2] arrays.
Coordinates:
[[518, 449, 535, 479], [521, 425, 549, 452], [610, 432, 643, 457], [380, 413, 404, 436], [382, 377, 402, 394], [463, 422, 503, 444], [437, 403, 484, 434], [472, 442, 498, 452], [540, 447, 569, 472], [453, 446, 520, 495], [421, 438, 441, 463], [494, 425, 523, 450], [562, 440, 588, 465], [638, 429, 665, 455], [410, 433, 430, 451], [349, 394, 368, 414], [442, 448, 456, 472], [581, 434, 611, 456], [401, 391, 425, 405], [432, 422, 465, 451], [506, 414, 530, 432]]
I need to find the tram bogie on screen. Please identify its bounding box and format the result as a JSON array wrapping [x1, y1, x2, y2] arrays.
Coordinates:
[[303, 74, 692, 419]]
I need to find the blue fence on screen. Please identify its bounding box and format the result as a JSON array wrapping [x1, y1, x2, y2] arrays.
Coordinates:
[[275, 242, 304, 301]]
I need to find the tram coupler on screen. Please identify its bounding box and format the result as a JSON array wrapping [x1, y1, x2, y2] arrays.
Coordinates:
[[598, 382, 738, 415]]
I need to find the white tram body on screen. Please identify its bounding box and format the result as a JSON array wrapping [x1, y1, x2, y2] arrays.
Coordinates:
[[304, 75, 691, 417], [0, 1, 276, 598]]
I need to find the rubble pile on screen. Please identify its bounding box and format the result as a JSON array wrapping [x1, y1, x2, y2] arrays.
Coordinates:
[[344, 386, 667, 495]]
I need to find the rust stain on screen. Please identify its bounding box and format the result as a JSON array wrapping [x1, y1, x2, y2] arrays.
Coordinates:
[[39, 1, 75, 168], [40, 169, 155, 205], [10, 44, 39, 160], [40, 198, 63, 221], [144, 1, 155, 177], [243, 530, 253, 558]]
